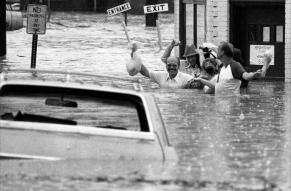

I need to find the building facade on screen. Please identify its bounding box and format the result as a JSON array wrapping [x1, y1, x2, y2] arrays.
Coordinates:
[[21, 0, 174, 13], [174, 0, 291, 81]]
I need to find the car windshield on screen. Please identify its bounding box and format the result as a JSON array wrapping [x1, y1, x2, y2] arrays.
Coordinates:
[[0, 85, 148, 132]]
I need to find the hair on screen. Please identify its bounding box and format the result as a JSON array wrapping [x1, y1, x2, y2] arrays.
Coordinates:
[[219, 42, 234, 58], [186, 54, 201, 69], [167, 56, 180, 67], [202, 58, 219, 75]]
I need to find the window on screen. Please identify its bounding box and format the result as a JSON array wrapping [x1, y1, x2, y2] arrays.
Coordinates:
[[0, 85, 147, 132], [275, 25, 284, 42], [262, 26, 270, 42]]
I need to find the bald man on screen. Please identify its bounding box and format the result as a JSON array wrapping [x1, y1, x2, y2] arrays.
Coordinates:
[[139, 56, 194, 89]]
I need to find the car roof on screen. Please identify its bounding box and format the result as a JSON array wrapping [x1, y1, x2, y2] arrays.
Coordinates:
[[0, 69, 147, 97]]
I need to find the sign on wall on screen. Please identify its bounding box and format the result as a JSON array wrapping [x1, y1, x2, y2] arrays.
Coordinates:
[[144, 3, 169, 14], [250, 45, 274, 65], [27, 4, 47, 34], [107, 2, 131, 16]]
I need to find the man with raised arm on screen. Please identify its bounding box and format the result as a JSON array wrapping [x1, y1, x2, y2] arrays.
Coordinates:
[[127, 42, 194, 89], [194, 41, 271, 95]]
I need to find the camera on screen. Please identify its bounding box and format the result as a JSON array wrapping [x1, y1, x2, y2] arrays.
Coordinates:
[[199, 47, 211, 58], [199, 46, 217, 59]]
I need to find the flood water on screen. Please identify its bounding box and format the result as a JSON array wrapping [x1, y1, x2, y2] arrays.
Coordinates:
[[1, 12, 291, 191]]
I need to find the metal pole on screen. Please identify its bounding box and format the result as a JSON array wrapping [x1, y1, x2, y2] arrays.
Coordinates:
[[47, 0, 51, 22], [194, 4, 197, 47], [31, 34, 38, 68], [179, 0, 186, 58], [0, 0, 6, 59], [124, 12, 127, 26]]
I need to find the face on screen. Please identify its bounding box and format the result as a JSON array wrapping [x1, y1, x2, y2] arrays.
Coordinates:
[[166, 57, 179, 78], [186, 55, 198, 67], [217, 45, 223, 59]]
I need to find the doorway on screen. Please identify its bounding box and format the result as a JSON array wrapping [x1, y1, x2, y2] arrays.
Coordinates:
[[230, 1, 285, 79]]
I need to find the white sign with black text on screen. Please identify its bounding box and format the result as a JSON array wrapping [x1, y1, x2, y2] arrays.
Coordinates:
[[144, 3, 169, 14], [250, 45, 274, 65], [107, 2, 131, 16], [27, 4, 47, 34]]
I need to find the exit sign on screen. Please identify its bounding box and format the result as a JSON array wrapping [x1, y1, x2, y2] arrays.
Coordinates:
[[144, 3, 169, 14], [27, 4, 47, 34]]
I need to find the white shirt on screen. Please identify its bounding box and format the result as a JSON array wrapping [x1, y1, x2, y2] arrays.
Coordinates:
[[149, 71, 193, 88], [215, 64, 241, 96]]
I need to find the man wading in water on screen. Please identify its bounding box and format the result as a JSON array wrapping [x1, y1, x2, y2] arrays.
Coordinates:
[[161, 40, 216, 89], [193, 41, 271, 96], [127, 42, 218, 89], [139, 55, 194, 89]]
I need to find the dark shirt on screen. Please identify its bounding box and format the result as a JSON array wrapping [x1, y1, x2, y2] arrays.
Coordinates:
[[229, 60, 246, 80], [218, 59, 246, 82]]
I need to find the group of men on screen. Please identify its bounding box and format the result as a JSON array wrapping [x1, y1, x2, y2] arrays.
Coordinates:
[[130, 40, 271, 96]]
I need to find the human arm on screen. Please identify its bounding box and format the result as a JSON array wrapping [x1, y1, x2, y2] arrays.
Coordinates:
[[139, 64, 150, 78], [127, 42, 150, 78], [259, 53, 272, 77], [196, 77, 215, 89], [161, 39, 180, 64], [239, 52, 272, 80], [197, 48, 205, 68], [242, 71, 263, 81], [229, 61, 257, 81], [242, 54, 271, 80], [185, 76, 215, 90]]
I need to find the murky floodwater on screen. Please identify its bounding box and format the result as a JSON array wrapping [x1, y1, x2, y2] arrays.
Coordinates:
[[1, 12, 291, 191]]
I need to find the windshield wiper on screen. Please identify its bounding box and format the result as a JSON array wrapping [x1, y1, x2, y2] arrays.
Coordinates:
[[1, 111, 77, 125]]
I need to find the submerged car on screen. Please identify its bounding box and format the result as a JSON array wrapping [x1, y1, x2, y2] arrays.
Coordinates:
[[0, 69, 177, 162]]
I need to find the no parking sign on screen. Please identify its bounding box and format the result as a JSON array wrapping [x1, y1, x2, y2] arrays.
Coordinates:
[[27, 4, 47, 68], [27, 4, 47, 34]]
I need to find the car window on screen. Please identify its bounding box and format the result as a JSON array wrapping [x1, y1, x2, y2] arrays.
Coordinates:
[[0, 85, 147, 132]]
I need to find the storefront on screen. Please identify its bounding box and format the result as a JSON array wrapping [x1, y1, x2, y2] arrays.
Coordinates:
[[174, 0, 291, 81]]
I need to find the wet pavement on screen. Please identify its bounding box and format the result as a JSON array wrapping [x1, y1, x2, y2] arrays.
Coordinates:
[[1, 12, 291, 191]]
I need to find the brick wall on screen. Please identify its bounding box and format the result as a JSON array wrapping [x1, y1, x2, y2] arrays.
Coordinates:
[[285, 0, 291, 81], [204, 0, 229, 46], [180, 0, 229, 48]]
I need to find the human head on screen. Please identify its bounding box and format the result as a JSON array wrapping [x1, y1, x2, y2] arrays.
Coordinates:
[[166, 56, 179, 78], [202, 58, 218, 76], [183, 44, 200, 68], [217, 42, 234, 59], [186, 55, 200, 68]]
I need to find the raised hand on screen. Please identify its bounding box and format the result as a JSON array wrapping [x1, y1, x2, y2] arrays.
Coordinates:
[[129, 42, 138, 58], [171, 39, 180, 47]]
